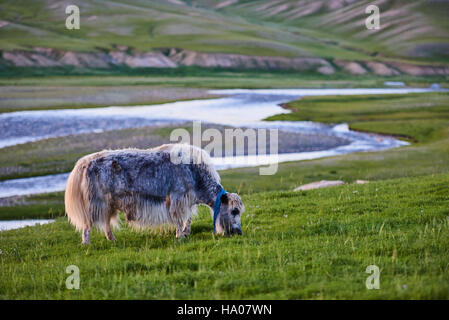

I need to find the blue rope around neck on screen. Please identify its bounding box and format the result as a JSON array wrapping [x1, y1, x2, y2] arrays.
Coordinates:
[[213, 188, 227, 234]]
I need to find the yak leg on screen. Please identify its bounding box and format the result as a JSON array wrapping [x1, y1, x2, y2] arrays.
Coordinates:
[[104, 205, 119, 241], [176, 223, 185, 239], [175, 211, 186, 239], [104, 210, 117, 242], [105, 222, 116, 241], [169, 196, 191, 239], [182, 217, 192, 236], [82, 227, 91, 245]]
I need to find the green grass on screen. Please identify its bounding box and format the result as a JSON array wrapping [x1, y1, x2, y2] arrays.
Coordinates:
[[0, 193, 64, 220], [0, 174, 448, 299], [268, 92, 449, 143], [1, 91, 448, 299], [0, 67, 447, 89]]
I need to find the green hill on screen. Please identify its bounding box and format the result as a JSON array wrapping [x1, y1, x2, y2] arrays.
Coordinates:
[[0, 0, 448, 64]]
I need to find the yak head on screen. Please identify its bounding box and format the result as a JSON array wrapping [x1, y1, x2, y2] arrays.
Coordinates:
[[215, 192, 244, 236]]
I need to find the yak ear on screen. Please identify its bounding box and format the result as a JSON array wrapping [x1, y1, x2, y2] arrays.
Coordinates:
[[220, 193, 228, 204]]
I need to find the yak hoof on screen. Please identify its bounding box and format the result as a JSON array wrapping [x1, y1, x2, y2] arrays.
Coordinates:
[[107, 232, 116, 242]]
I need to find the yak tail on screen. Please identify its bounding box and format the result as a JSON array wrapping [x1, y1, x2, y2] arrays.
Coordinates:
[[65, 159, 90, 232]]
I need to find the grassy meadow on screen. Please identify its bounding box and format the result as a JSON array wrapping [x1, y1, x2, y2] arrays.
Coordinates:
[[1, 67, 447, 92], [0, 89, 448, 299], [1, 0, 448, 301], [1, 173, 448, 299]]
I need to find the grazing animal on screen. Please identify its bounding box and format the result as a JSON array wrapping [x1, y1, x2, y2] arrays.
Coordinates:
[[65, 144, 244, 244]]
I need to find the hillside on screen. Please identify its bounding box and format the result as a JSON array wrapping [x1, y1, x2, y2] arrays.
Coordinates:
[[0, 0, 448, 74], [197, 0, 449, 63]]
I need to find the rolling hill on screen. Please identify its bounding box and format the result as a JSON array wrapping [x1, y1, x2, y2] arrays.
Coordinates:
[[0, 0, 448, 74]]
